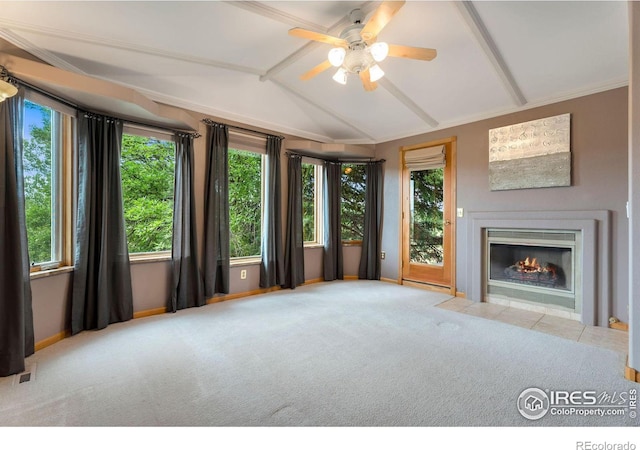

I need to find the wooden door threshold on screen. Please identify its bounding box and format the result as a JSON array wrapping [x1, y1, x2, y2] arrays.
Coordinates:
[[402, 279, 454, 295]]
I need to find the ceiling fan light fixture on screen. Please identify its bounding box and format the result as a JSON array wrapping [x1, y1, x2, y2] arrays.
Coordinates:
[[328, 47, 346, 67], [332, 68, 348, 85], [370, 42, 389, 62], [0, 66, 18, 103], [369, 64, 385, 82]]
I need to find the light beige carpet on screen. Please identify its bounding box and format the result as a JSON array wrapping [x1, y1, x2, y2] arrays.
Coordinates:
[[0, 280, 637, 427]]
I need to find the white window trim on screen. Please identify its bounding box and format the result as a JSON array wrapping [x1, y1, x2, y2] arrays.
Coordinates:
[[24, 94, 75, 272], [229, 147, 265, 260], [302, 161, 324, 247]]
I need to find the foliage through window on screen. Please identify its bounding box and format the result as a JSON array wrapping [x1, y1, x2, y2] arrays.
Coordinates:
[[341, 163, 366, 242], [23, 100, 62, 267], [120, 134, 175, 254], [409, 168, 444, 264], [228, 148, 263, 258]]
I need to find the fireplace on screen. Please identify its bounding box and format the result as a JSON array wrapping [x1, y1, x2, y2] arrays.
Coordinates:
[[485, 229, 581, 316], [467, 210, 610, 326]]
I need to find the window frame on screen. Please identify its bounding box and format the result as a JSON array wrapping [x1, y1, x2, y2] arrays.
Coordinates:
[[120, 125, 176, 260], [340, 162, 366, 246], [228, 139, 266, 264], [301, 159, 324, 247], [23, 92, 76, 274]]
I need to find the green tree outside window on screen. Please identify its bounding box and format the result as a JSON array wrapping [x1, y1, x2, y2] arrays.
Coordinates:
[[23, 100, 54, 265], [120, 134, 175, 253], [228, 148, 262, 258]]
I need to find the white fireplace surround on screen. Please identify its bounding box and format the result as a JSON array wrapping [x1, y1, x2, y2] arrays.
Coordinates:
[[467, 210, 611, 326]]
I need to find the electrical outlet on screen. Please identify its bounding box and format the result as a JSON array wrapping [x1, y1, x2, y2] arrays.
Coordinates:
[[381, 251, 386, 260], [240, 269, 247, 280], [457, 208, 464, 218]]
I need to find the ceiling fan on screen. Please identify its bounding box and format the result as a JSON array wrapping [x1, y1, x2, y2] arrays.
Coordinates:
[[288, 1, 437, 91]]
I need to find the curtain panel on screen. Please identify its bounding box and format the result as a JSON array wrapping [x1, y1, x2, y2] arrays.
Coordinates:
[[260, 136, 285, 288], [283, 154, 305, 289], [358, 161, 384, 280], [323, 161, 343, 281], [170, 133, 205, 311], [0, 88, 35, 377], [71, 113, 133, 335], [203, 122, 230, 297]]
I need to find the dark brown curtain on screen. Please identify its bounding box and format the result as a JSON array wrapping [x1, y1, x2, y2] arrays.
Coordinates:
[[71, 113, 133, 335], [203, 122, 230, 296], [283, 154, 304, 289], [260, 136, 284, 288], [323, 161, 343, 281], [0, 87, 35, 376], [358, 161, 384, 280], [170, 133, 204, 311]]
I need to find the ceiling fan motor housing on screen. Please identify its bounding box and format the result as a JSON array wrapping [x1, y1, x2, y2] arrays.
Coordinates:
[[339, 23, 365, 46], [338, 9, 373, 74]]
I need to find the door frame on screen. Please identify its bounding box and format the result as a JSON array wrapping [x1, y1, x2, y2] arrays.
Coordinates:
[[399, 136, 457, 295]]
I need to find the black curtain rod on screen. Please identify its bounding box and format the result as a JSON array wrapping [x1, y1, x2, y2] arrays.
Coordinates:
[[12, 75, 200, 137], [285, 150, 385, 165], [13, 75, 78, 111], [202, 118, 284, 140]]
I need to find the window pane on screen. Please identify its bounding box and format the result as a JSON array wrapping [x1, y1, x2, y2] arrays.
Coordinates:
[[410, 168, 444, 265], [302, 163, 315, 243], [229, 148, 262, 258], [23, 100, 55, 265], [341, 163, 366, 242], [121, 134, 175, 253]]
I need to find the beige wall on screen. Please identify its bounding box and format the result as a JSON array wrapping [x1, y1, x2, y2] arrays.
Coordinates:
[[376, 87, 629, 321]]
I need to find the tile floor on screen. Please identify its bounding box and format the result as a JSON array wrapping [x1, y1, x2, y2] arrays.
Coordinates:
[[435, 297, 629, 355]]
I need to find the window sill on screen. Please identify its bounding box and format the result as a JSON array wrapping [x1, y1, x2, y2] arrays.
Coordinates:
[[342, 241, 363, 247], [304, 243, 324, 249], [129, 253, 171, 264], [30, 266, 74, 280], [231, 257, 261, 267]]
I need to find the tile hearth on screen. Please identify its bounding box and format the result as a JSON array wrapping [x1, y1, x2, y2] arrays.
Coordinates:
[[435, 297, 628, 355]]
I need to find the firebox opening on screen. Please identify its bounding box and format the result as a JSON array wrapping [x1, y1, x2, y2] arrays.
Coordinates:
[[484, 228, 581, 317], [489, 243, 572, 292]]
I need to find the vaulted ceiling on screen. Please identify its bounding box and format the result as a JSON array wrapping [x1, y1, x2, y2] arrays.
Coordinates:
[[0, 1, 629, 144]]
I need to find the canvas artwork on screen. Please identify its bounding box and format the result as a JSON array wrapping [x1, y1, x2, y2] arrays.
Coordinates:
[[488, 113, 571, 191]]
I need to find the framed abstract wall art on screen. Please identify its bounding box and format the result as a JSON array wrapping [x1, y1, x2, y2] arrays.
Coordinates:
[[488, 113, 571, 191]]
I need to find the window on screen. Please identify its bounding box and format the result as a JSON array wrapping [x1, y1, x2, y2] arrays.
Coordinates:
[[410, 168, 444, 265], [302, 162, 322, 245], [341, 163, 366, 243], [23, 98, 71, 270], [228, 147, 263, 259], [120, 132, 175, 254]]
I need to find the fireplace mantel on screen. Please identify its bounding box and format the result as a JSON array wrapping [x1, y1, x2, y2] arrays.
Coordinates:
[[466, 210, 611, 326]]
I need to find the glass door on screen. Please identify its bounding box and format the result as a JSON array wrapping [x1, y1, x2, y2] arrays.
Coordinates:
[[402, 138, 456, 291]]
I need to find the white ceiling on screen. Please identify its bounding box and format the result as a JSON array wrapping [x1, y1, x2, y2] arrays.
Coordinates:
[[0, 1, 629, 144]]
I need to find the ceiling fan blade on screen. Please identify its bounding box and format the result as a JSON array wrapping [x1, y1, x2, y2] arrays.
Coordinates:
[[360, 69, 378, 92], [387, 44, 437, 61], [360, 1, 406, 41], [289, 28, 347, 47], [300, 60, 333, 81]]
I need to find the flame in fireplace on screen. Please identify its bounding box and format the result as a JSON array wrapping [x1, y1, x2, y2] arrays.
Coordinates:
[[516, 257, 555, 275]]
